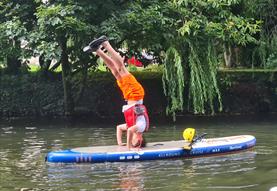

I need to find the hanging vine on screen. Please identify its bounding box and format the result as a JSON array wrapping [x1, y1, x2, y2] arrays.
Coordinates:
[[187, 39, 222, 114], [162, 40, 222, 119], [160, 0, 260, 119], [162, 47, 185, 120]]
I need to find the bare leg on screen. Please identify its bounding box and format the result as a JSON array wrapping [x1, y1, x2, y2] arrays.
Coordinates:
[[96, 49, 121, 80], [102, 41, 124, 66], [102, 41, 129, 76], [117, 124, 127, 146]]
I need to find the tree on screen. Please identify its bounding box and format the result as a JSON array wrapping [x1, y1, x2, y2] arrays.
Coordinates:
[[103, 0, 261, 119], [31, 3, 91, 115], [0, 0, 38, 74], [29, 0, 129, 116], [242, 0, 277, 68]]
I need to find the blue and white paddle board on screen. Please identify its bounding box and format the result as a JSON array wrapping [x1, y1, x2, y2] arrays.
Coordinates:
[[46, 135, 256, 163]]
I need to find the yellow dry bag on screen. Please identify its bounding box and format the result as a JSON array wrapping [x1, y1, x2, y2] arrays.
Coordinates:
[[183, 128, 196, 143]]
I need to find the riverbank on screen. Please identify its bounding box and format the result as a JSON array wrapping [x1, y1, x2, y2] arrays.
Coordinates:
[[1, 70, 277, 119]]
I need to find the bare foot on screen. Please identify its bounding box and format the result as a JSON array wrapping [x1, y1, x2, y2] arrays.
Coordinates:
[[118, 143, 126, 146]]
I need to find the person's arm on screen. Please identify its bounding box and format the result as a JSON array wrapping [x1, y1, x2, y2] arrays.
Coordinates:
[[117, 124, 127, 146], [126, 125, 139, 150]]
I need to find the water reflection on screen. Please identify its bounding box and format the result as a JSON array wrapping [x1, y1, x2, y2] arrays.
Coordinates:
[[46, 152, 257, 191], [181, 152, 258, 190], [191, 151, 257, 173], [46, 162, 146, 190]]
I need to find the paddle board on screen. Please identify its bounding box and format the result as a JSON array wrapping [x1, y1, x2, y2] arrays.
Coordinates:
[[46, 135, 256, 163]]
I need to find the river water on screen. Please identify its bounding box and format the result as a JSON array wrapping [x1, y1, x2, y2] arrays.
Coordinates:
[[0, 115, 276, 191]]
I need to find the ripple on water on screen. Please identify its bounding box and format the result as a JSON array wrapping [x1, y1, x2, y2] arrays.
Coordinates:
[[256, 146, 275, 155], [43, 149, 259, 190], [25, 126, 37, 130], [1, 126, 16, 135], [206, 184, 259, 189], [1, 126, 13, 131], [1, 118, 276, 191]]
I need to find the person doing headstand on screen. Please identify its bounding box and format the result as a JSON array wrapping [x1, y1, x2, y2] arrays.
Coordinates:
[[83, 36, 149, 150]]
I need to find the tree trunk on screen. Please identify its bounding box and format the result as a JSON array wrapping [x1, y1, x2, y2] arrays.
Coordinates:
[[60, 36, 74, 116], [224, 44, 241, 68], [234, 47, 240, 67], [223, 44, 233, 68], [39, 54, 52, 77], [6, 38, 22, 74], [6, 55, 21, 74], [74, 67, 88, 103]]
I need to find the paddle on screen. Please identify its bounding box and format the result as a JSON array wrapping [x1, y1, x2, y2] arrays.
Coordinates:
[[183, 133, 208, 151]]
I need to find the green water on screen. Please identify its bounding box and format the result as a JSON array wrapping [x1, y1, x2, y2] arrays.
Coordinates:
[[0, 115, 276, 191]]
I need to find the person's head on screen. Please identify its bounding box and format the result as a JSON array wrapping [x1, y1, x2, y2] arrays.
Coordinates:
[[132, 133, 146, 148], [140, 136, 146, 147]]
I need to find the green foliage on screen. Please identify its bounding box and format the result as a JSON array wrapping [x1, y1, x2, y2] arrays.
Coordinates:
[[1, 70, 277, 118], [0, 0, 274, 119], [188, 41, 222, 114], [144, 64, 164, 72], [36, 4, 89, 34], [167, 0, 258, 115], [99, 0, 261, 118], [0, 16, 28, 74], [0, 16, 27, 61], [101, 1, 177, 57], [0, 0, 39, 71], [0, 0, 133, 116], [176, 1, 261, 45], [242, 0, 276, 68], [0, 71, 166, 118], [162, 47, 184, 120], [252, 34, 277, 68], [266, 53, 277, 69], [30, 3, 90, 62], [0, 73, 64, 117]]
